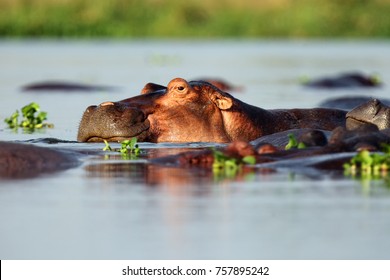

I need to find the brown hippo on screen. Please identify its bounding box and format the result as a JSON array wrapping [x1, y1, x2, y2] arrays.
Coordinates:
[[194, 78, 243, 92], [151, 124, 390, 172], [303, 72, 381, 89], [346, 99, 390, 130], [78, 78, 346, 143], [22, 81, 119, 92], [0, 141, 81, 178], [319, 96, 390, 111]]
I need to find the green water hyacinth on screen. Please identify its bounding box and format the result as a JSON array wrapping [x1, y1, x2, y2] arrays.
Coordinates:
[[4, 110, 19, 129], [343, 146, 390, 189], [119, 138, 140, 156], [103, 138, 141, 159], [343, 149, 390, 177], [4, 102, 53, 130], [285, 133, 306, 150], [212, 148, 256, 178]]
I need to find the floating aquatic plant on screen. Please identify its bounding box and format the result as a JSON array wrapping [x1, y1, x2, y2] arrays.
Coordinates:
[[343, 146, 390, 191], [285, 133, 306, 150], [343, 149, 390, 177], [119, 138, 141, 156], [4, 102, 53, 131], [103, 138, 141, 159], [211, 148, 256, 178]]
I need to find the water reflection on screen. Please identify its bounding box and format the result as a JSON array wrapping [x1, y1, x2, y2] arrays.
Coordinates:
[[84, 147, 348, 188], [85, 161, 263, 187]]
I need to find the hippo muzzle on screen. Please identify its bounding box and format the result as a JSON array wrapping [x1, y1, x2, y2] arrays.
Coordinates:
[[77, 101, 150, 142]]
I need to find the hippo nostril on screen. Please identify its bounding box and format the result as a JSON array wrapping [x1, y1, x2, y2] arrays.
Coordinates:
[[100, 101, 114, 107]]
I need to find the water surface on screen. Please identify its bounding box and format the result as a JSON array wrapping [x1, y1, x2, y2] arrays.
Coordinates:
[[1, 40, 390, 259]]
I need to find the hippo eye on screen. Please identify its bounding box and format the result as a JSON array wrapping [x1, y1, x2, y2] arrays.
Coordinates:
[[177, 86, 185, 91]]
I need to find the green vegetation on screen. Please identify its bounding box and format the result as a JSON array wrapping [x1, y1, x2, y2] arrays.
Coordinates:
[[212, 148, 256, 178], [285, 133, 306, 150], [0, 0, 389, 38], [343, 146, 390, 190], [4, 102, 53, 131], [103, 138, 141, 159], [343, 148, 390, 178]]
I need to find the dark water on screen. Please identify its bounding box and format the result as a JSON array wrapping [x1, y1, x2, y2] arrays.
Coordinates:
[[1, 40, 390, 259]]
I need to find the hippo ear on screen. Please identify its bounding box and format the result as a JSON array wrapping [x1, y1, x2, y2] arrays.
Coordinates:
[[210, 92, 233, 110], [141, 83, 167, 94]]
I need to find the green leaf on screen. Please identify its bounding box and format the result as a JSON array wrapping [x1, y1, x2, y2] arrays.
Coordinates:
[[242, 155, 256, 165], [359, 150, 373, 165], [21, 102, 39, 117], [297, 142, 307, 149], [129, 137, 137, 148], [36, 111, 47, 124], [285, 133, 298, 150], [4, 110, 19, 129], [103, 138, 141, 159], [102, 140, 112, 151], [4, 102, 52, 131], [118, 138, 139, 155]]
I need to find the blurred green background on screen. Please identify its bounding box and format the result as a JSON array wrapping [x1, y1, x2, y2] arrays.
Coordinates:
[[0, 0, 389, 38]]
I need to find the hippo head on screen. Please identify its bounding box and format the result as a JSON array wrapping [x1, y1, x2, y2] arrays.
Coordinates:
[[346, 99, 390, 130], [77, 78, 236, 142]]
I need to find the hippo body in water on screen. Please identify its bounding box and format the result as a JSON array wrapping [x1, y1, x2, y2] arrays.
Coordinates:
[[319, 96, 390, 111], [0, 141, 81, 178], [22, 81, 119, 92], [78, 78, 346, 143], [151, 125, 390, 172], [303, 72, 381, 89], [5, 96, 390, 179]]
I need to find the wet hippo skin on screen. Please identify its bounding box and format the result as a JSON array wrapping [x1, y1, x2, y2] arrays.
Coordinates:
[[78, 78, 346, 143], [150, 125, 390, 172], [303, 72, 381, 89], [0, 141, 80, 178], [346, 99, 390, 130], [319, 96, 390, 111], [22, 81, 119, 92]]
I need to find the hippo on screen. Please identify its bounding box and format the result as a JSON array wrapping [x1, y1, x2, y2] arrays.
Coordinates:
[[194, 78, 242, 92], [0, 141, 81, 178], [303, 72, 381, 89], [346, 99, 390, 130], [319, 96, 390, 111], [77, 78, 346, 143], [22, 81, 119, 92], [151, 124, 390, 172]]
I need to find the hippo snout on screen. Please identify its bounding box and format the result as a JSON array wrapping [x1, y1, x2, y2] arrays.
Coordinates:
[[77, 102, 150, 142]]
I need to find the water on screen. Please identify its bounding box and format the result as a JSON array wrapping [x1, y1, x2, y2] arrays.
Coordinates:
[[1, 40, 390, 259]]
